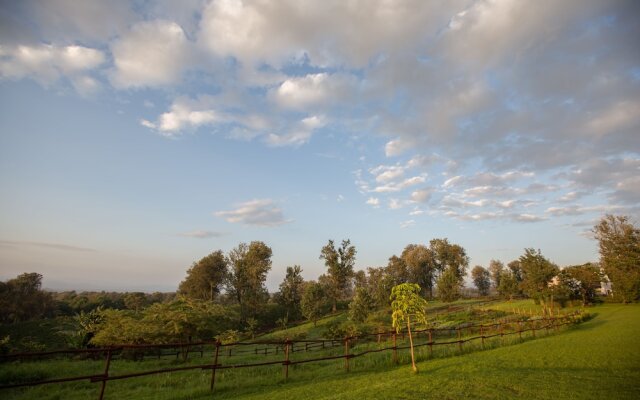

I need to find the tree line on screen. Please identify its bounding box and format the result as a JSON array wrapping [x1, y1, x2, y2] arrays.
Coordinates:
[[1, 214, 638, 349]]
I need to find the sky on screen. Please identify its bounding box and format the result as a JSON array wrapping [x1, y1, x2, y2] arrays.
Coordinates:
[[0, 0, 638, 292]]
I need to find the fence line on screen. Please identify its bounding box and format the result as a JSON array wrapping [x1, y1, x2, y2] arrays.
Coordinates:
[[0, 311, 584, 399]]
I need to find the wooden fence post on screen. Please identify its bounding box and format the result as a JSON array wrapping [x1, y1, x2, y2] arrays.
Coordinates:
[[98, 348, 113, 400], [428, 329, 433, 357], [210, 341, 220, 392], [283, 339, 290, 381], [392, 333, 398, 364], [344, 338, 350, 372], [457, 327, 462, 352], [480, 325, 484, 349]]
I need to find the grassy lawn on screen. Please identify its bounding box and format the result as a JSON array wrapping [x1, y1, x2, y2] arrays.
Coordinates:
[[1, 302, 638, 399]]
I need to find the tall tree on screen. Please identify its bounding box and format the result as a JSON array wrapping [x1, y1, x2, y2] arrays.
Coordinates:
[[367, 267, 394, 307], [519, 248, 559, 312], [301, 281, 327, 326], [349, 286, 376, 323], [593, 215, 640, 303], [497, 271, 519, 301], [471, 265, 491, 296], [179, 251, 228, 301], [436, 267, 462, 302], [401, 244, 437, 299], [429, 238, 469, 300], [489, 260, 505, 289], [227, 241, 273, 322], [507, 260, 523, 283], [386, 255, 408, 285], [319, 239, 357, 312], [0, 273, 54, 323], [563, 263, 602, 306], [277, 265, 305, 321]]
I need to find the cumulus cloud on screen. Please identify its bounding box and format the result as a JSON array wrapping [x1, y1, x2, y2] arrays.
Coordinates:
[[0, 44, 105, 90], [271, 73, 358, 110], [140, 95, 222, 135], [366, 197, 380, 208], [215, 199, 291, 227], [110, 20, 193, 88]]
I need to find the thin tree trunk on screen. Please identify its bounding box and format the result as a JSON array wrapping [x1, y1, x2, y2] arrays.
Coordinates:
[[407, 316, 417, 373]]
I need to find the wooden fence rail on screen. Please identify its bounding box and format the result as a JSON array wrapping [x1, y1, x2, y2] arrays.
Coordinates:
[[0, 312, 583, 399]]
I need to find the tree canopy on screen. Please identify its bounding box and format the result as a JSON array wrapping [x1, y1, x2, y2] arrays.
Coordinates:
[[319, 239, 356, 312], [593, 215, 640, 303], [178, 250, 228, 301]]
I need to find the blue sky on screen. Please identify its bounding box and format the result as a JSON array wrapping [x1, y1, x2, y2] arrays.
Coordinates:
[[0, 0, 638, 292]]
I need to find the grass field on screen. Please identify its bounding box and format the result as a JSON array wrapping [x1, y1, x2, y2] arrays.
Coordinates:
[[1, 302, 638, 399]]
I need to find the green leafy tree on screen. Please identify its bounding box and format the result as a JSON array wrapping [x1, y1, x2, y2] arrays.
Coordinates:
[[519, 248, 559, 312], [489, 259, 505, 289], [593, 215, 640, 303], [349, 286, 376, 323], [507, 260, 523, 282], [124, 292, 148, 313], [430, 238, 469, 296], [471, 265, 491, 296], [179, 251, 228, 301], [497, 271, 519, 300], [390, 283, 427, 373], [0, 273, 54, 322], [366, 267, 394, 307], [436, 266, 462, 302], [301, 281, 326, 326], [319, 239, 357, 312], [227, 241, 273, 322], [563, 263, 602, 305], [402, 244, 437, 298], [277, 265, 305, 321], [386, 255, 409, 285]]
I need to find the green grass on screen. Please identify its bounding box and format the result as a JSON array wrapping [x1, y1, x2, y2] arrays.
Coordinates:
[[1, 302, 638, 399]]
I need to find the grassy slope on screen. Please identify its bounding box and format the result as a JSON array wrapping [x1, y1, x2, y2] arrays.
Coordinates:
[[2, 302, 638, 399], [210, 303, 640, 400]]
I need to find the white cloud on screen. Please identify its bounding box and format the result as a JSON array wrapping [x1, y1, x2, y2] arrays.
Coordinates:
[[366, 197, 380, 208], [0, 44, 105, 88], [400, 219, 416, 229], [272, 73, 357, 110], [389, 198, 403, 210], [264, 115, 326, 147], [215, 199, 290, 227], [141, 96, 222, 135], [410, 189, 432, 203], [336, 194, 345, 202], [370, 165, 405, 183], [110, 20, 192, 88]]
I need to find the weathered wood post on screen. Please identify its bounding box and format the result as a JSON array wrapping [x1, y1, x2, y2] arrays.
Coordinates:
[[428, 329, 433, 357], [98, 348, 113, 400], [518, 321, 522, 340], [392, 333, 398, 364], [480, 325, 485, 349], [457, 327, 462, 352], [210, 341, 220, 392], [283, 338, 290, 381], [344, 337, 350, 372]]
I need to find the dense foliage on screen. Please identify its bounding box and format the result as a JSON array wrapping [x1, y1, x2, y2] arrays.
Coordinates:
[[593, 215, 640, 303]]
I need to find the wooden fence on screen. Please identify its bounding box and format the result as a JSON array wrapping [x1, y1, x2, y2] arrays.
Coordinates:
[[0, 311, 584, 399]]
